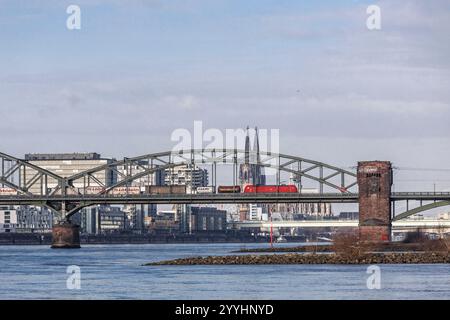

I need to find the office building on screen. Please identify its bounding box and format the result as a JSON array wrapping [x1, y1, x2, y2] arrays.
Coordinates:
[[0, 207, 17, 233], [24, 153, 116, 194], [97, 206, 127, 233], [147, 210, 179, 234], [115, 162, 165, 229], [190, 207, 227, 232], [15, 206, 53, 232], [249, 204, 268, 221], [163, 164, 207, 233], [80, 206, 100, 234], [164, 164, 208, 189]]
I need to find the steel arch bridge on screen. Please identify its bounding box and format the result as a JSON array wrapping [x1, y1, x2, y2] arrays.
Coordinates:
[[67, 149, 359, 192], [1, 149, 357, 217], [1, 149, 450, 221]]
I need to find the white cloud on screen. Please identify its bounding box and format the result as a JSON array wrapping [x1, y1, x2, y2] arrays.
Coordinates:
[[161, 95, 201, 110]]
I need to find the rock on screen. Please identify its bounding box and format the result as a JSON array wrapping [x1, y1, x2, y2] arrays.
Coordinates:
[[144, 251, 450, 266]]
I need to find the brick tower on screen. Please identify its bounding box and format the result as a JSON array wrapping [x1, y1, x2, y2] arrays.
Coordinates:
[[357, 161, 392, 242]]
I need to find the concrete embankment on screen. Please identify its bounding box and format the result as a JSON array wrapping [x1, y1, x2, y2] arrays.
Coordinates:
[[145, 252, 450, 265]]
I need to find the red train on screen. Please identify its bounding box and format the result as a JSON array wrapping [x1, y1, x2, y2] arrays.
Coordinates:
[[217, 185, 298, 193], [243, 185, 298, 193]]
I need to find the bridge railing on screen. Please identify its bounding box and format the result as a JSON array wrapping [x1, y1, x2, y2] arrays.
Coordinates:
[[392, 192, 450, 196]]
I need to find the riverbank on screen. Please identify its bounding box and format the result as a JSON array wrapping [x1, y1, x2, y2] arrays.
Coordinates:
[[0, 232, 284, 245], [145, 252, 450, 265]]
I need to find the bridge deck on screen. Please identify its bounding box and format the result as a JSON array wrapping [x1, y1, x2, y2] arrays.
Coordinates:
[[0, 192, 449, 206], [231, 219, 450, 229]]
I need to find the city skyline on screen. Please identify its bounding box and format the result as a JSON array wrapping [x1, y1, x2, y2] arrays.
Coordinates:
[[1, 1, 449, 304]]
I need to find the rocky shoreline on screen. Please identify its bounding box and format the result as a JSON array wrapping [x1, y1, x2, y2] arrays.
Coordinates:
[[145, 252, 450, 265], [233, 245, 333, 253], [234, 242, 435, 253]]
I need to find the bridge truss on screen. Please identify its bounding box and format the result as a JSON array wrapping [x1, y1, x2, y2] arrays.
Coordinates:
[[1, 150, 449, 222], [1, 149, 357, 218]]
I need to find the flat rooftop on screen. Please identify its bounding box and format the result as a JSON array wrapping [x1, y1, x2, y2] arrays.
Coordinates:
[[25, 153, 102, 161]]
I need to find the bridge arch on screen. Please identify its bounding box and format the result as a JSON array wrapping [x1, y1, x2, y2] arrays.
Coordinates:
[[393, 201, 450, 221], [66, 149, 358, 195], [0, 152, 64, 195]]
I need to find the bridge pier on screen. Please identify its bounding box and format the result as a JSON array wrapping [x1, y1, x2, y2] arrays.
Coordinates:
[[51, 221, 81, 249], [357, 161, 392, 242]]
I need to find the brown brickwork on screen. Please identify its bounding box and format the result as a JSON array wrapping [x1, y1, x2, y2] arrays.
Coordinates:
[[51, 222, 81, 248], [357, 161, 392, 242], [359, 225, 391, 242]]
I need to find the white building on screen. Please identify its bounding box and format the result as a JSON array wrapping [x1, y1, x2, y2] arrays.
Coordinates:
[[249, 204, 268, 221], [164, 164, 208, 189], [0, 207, 18, 233], [24, 153, 116, 194]]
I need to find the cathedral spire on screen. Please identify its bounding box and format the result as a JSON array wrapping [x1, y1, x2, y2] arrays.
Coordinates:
[[253, 126, 260, 161], [244, 126, 250, 164]]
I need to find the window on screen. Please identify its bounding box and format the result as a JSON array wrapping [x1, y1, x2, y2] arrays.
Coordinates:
[[366, 173, 381, 178]]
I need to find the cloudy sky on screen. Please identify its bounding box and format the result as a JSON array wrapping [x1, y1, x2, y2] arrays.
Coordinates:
[[0, 0, 449, 192]]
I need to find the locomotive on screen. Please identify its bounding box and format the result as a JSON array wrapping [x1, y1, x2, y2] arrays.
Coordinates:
[[217, 184, 298, 193], [243, 185, 298, 193]]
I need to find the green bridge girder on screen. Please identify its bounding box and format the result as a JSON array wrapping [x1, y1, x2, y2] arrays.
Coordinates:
[[393, 201, 450, 221]]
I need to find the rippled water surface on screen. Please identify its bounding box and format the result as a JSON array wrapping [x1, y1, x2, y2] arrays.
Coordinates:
[[1, 243, 449, 299]]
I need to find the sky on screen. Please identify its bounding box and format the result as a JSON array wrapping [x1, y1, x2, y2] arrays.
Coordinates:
[[0, 0, 449, 194]]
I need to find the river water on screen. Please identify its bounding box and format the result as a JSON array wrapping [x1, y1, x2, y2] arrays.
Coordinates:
[[1, 243, 449, 300]]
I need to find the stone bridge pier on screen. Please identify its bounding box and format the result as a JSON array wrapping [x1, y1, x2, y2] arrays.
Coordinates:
[[51, 221, 81, 248], [357, 161, 393, 242], [51, 203, 81, 248]]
